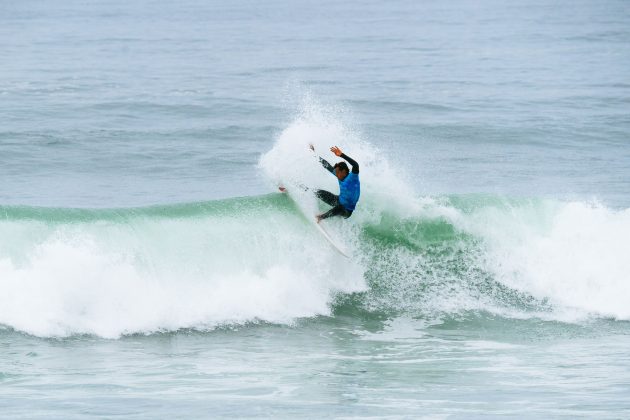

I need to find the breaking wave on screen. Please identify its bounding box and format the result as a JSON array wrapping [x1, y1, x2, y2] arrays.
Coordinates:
[[2, 100, 628, 338]]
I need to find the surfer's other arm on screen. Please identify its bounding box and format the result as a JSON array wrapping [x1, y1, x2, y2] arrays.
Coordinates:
[[310, 144, 335, 174], [331, 146, 359, 174]]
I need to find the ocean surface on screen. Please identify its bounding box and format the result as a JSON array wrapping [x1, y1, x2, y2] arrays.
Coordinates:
[[2, 0, 630, 418]]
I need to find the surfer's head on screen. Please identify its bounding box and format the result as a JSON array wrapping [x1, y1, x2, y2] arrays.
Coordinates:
[[334, 162, 349, 180]]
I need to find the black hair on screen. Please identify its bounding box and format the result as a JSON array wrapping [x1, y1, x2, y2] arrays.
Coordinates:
[[334, 162, 349, 173]]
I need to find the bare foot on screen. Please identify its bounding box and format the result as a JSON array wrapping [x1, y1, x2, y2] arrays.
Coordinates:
[[315, 215, 322, 223]]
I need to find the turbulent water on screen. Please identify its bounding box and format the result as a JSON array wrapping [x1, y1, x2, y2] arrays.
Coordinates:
[[3, 193, 630, 338], [2, 0, 630, 418]]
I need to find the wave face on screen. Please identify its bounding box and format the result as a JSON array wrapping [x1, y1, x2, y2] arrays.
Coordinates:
[[1, 193, 629, 338]]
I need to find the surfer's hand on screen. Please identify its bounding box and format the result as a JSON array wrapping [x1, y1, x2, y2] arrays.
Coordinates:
[[331, 146, 342, 156], [309, 144, 315, 151]]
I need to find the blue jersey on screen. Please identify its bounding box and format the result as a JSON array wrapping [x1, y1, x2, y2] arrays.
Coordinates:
[[338, 172, 360, 211], [319, 152, 361, 213]]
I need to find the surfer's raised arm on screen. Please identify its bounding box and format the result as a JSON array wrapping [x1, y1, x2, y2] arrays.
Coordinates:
[[330, 146, 359, 174]]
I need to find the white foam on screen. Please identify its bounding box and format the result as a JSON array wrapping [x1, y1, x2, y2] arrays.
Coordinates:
[[459, 200, 630, 320], [0, 209, 366, 338]]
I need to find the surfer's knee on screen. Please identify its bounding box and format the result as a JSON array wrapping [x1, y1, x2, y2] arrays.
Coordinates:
[[315, 190, 339, 207]]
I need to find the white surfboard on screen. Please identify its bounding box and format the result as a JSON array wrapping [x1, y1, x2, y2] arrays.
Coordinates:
[[312, 216, 350, 258], [279, 185, 349, 258]]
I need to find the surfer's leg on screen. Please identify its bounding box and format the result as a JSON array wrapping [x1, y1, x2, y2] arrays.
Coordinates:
[[315, 190, 339, 207], [318, 205, 352, 221]]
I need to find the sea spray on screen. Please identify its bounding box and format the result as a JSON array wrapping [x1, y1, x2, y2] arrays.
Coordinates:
[[259, 96, 420, 225]]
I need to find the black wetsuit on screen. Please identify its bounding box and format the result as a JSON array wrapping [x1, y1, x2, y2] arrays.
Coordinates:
[[316, 153, 360, 220]]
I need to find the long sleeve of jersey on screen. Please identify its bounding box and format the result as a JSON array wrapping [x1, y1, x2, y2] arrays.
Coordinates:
[[319, 157, 335, 175], [340, 153, 359, 174]]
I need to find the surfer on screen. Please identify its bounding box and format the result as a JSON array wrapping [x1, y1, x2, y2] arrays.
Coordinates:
[[309, 144, 360, 223]]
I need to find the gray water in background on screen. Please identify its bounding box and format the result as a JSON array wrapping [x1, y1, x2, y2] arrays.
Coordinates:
[[2, 0, 630, 418], [1, 0, 629, 207], [2, 319, 630, 418]]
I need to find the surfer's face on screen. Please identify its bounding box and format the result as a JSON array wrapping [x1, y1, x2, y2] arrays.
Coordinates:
[[335, 167, 348, 181]]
